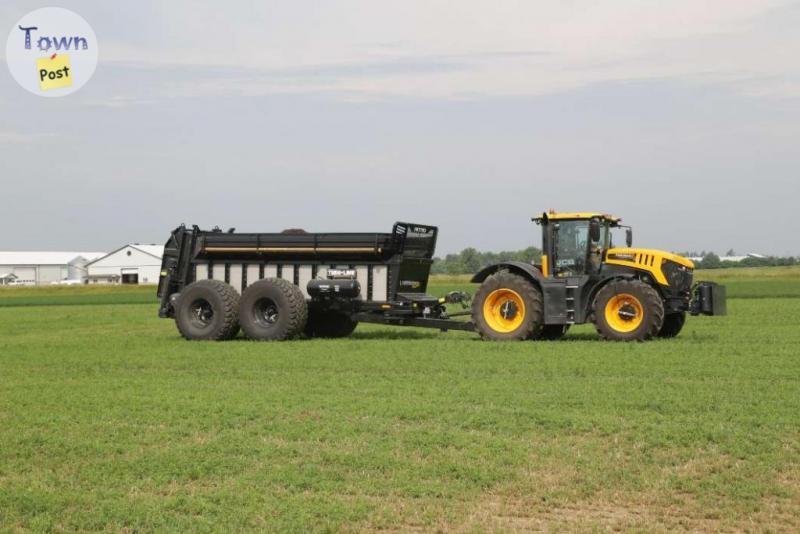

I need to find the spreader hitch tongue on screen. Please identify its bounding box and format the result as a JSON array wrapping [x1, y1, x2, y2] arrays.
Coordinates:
[[690, 282, 727, 316], [444, 291, 472, 308]]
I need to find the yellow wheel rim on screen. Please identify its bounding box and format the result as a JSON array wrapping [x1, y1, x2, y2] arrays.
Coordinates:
[[604, 293, 644, 333], [483, 288, 526, 333]]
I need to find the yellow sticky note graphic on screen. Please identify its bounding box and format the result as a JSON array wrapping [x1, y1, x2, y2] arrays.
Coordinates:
[[37, 53, 73, 91]]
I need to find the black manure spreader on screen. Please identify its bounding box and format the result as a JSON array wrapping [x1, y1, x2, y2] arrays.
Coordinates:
[[157, 222, 472, 341]]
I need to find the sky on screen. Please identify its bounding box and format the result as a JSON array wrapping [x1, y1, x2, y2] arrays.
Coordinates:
[[1, 1, 799, 256]]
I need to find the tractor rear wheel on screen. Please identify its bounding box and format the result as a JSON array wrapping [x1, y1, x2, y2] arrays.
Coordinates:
[[472, 271, 543, 341], [536, 324, 570, 340], [305, 310, 358, 338], [658, 312, 686, 338], [593, 280, 664, 341], [175, 279, 240, 340], [239, 278, 307, 340]]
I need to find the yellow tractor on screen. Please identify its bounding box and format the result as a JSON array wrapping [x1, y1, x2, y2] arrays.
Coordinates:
[[471, 212, 726, 341]]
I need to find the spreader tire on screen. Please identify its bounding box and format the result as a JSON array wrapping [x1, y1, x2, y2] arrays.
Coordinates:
[[175, 279, 240, 340], [305, 310, 358, 338], [593, 279, 664, 341], [239, 278, 307, 340], [472, 271, 543, 341]]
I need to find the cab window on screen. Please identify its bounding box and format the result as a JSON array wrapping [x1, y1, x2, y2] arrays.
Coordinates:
[[553, 220, 604, 276], [554, 221, 588, 276]]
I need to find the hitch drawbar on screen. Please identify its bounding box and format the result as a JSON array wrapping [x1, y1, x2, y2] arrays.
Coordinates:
[[689, 282, 727, 316]]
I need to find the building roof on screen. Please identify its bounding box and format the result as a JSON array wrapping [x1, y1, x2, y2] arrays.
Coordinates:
[[721, 253, 767, 262], [0, 251, 107, 266], [130, 244, 164, 259], [86, 244, 164, 266]]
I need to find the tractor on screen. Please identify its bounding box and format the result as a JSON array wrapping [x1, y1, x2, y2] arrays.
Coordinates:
[[470, 211, 725, 341]]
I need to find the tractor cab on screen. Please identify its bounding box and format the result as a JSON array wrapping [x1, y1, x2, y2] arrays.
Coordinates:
[[534, 212, 629, 278]]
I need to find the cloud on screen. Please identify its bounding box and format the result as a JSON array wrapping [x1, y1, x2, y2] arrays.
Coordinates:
[[0, 131, 59, 143], [79, 0, 799, 100], [81, 94, 155, 108]]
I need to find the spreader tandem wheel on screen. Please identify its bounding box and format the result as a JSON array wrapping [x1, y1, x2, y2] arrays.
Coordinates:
[[174, 279, 241, 341], [593, 279, 664, 341], [472, 271, 544, 341], [239, 278, 308, 340], [305, 310, 358, 338]]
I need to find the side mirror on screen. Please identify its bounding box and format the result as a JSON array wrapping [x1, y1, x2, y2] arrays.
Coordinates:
[[589, 219, 601, 242], [626, 228, 633, 247]]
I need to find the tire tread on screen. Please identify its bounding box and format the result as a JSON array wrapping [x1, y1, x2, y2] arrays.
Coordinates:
[[472, 271, 544, 341], [593, 279, 664, 341], [240, 278, 307, 340], [305, 310, 358, 338], [175, 279, 240, 341], [658, 312, 686, 338]]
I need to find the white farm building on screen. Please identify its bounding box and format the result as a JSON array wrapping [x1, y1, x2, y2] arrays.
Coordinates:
[[86, 244, 164, 285], [0, 251, 106, 285]]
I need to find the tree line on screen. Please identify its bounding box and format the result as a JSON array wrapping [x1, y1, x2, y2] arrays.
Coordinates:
[[679, 252, 799, 270], [431, 247, 542, 274], [432, 247, 797, 274]]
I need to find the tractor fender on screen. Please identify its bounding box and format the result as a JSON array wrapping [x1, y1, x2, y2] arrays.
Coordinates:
[[470, 261, 545, 285]]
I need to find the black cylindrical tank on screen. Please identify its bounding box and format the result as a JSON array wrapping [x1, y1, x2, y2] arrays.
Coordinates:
[[307, 279, 361, 299]]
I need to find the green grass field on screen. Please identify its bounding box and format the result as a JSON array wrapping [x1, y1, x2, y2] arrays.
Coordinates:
[[1, 268, 799, 531]]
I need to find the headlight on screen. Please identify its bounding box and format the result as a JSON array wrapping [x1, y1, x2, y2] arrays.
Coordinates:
[[662, 261, 693, 291]]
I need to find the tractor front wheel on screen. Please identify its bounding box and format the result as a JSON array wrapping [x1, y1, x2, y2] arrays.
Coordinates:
[[472, 272, 543, 341], [593, 280, 664, 341]]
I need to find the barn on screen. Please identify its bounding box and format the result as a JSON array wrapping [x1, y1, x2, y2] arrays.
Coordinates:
[[86, 244, 164, 285], [0, 251, 106, 285]]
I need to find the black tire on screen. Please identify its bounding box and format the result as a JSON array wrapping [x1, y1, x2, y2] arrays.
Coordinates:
[[175, 279, 240, 340], [305, 309, 358, 338], [593, 279, 664, 341], [239, 278, 307, 340], [658, 312, 686, 338], [472, 271, 543, 341], [537, 324, 570, 340]]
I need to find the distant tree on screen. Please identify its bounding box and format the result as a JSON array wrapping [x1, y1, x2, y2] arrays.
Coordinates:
[[725, 248, 736, 257], [699, 252, 722, 269], [442, 253, 466, 275], [431, 246, 542, 274], [520, 246, 542, 264], [460, 248, 482, 274]]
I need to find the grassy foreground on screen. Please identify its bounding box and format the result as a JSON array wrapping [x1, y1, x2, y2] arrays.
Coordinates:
[[1, 269, 799, 531]]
